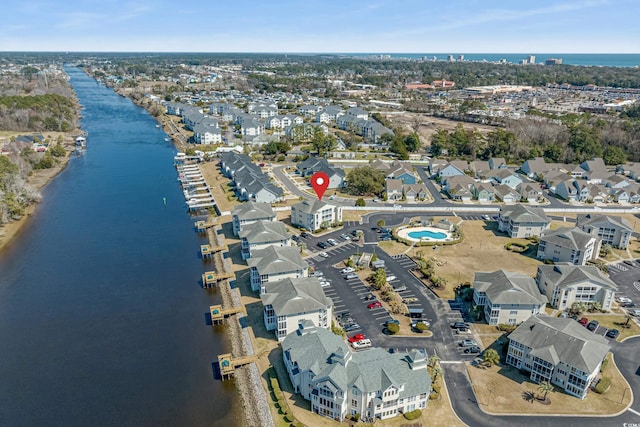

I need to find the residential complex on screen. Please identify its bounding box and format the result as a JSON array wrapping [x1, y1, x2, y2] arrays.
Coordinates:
[[260, 278, 332, 341], [576, 213, 634, 249], [248, 246, 308, 293], [536, 264, 617, 311], [239, 220, 291, 260], [291, 199, 342, 232], [506, 315, 610, 399], [498, 204, 551, 238], [231, 201, 276, 236], [473, 270, 546, 325], [282, 321, 431, 422], [536, 227, 600, 265]]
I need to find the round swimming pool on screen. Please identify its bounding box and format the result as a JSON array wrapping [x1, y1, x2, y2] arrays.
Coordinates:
[[407, 229, 447, 240]]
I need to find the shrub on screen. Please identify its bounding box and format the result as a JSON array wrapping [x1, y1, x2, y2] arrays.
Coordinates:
[[431, 383, 441, 393], [414, 322, 429, 332], [355, 198, 366, 207], [386, 323, 400, 334], [497, 324, 517, 333], [600, 357, 609, 372], [403, 409, 422, 420], [595, 377, 611, 394]]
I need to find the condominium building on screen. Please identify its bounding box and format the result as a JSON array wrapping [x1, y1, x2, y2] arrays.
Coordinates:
[[536, 227, 600, 265], [291, 200, 342, 232], [248, 246, 308, 293], [231, 201, 276, 236]]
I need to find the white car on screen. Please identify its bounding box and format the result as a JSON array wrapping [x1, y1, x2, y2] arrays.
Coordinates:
[[319, 252, 329, 258], [617, 297, 632, 304], [320, 280, 331, 288], [341, 267, 355, 274], [327, 238, 339, 246], [386, 275, 397, 282], [352, 339, 372, 349]]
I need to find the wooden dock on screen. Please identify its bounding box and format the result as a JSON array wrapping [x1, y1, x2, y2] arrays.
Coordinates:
[[217, 351, 267, 381], [195, 219, 217, 233], [210, 304, 246, 324], [202, 270, 235, 287]]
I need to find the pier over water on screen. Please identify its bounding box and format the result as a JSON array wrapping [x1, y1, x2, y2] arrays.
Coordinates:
[[0, 67, 241, 426]]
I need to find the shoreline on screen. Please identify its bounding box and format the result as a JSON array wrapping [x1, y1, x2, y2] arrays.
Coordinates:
[[0, 152, 73, 253]]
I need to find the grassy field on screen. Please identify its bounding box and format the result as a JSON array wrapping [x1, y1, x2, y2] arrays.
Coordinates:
[[199, 164, 240, 213], [426, 220, 543, 292], [467, 353, 631, 416]]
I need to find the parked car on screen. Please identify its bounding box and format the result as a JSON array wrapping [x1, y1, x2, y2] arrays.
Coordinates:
[[310, 270, 324, 277], [317, 241, 328, 249], [456, 328, 472, 335], [352, 339, 372, 349], [629, 309, 640, 317], [345, 273, 358, 280], [301, 231, 311, 238], [327, 238, 339, 246], [348, 333, 366, 343], [459, 339, 478, 347], [451, 321, 470, 329], [364, 294, 376, 301], [616, 296, 632, 304], [340, 233, 351, 241], [578, 317, 589, 326], [464, 346, 481, 354], [320, 281, 330, 288], [392, 284, 407, 292], [368, 301, 382, 309], [386, 275, 397, 282], [341, 267, 355, 274], [351, 230, 361, 237], [319, 252, 329, 258], [621, 302, 636, 308], [403, 297, 418, 304], [482, 215, 490, 220], [587, 320, 599, 331], [606, 328, 620, 339], [291, 235, 300, 242], [343, 323, 360, 332]]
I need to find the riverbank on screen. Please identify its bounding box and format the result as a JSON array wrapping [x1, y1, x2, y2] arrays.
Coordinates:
[[0, 145, 74, 252]]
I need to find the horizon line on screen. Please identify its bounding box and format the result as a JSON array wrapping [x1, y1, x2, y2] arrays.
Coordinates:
[[1, 50, 639, 55]]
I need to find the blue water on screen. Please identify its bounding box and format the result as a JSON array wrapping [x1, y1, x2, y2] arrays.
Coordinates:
[[407, 230, 447, 240], [345, 53, 640, 67], [0, 67, 241, 426]]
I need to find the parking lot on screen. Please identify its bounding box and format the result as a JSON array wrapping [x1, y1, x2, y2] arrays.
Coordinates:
[[607, 258, 640, 318]]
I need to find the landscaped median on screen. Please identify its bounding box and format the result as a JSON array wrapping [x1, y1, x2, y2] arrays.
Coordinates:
[[466, 353, 632, 416]]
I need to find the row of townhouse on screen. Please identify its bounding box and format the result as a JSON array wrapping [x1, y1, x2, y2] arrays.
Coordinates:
[[435, 166, 543, 203], [472, 264, 616, 399], [296, 157, 346, 189], [371, 160, 417, 184], [335, 107, 394, 143], [165, 102, 223, 144], [220, 152, 283, 203], [521, 157, 640, 203], [385, 179, 428, 201], [230, 201, 333, 341], [283, 321, 432, 422]]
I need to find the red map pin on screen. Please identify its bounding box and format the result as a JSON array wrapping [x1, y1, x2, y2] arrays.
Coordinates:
[[310, 171, 330, 201]]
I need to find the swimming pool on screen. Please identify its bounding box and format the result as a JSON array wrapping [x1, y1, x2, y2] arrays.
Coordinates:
[[407, 230, 447, 240], [397, 226, 453, 242]]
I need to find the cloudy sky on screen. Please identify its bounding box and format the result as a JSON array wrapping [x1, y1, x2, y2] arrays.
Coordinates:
[[1, 0, 638, 53]]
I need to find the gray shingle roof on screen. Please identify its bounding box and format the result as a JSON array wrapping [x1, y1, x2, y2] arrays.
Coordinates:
[[282, 324, 431, 398], [509, 315, 610, 373], [232, 201, 275, 221], [500, 204, 550, 224], [260, 277, 332, 316], [536, 264, 617, 292], [540, 227, 596, 251], [576, 213, 633, 232], [474, 270, 546, 305], [292, 199, 334, 215], [239, 220, 290, 244], [247, 246, 306, 275]]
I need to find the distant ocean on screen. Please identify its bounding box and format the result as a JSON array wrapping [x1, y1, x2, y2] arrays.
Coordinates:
[[344, 53, 640, 68]]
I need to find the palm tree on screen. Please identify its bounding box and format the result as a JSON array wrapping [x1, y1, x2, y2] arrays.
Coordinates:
[[428, 355, 441, 368], [537, 381, 553, 402], [472, 305, 483, 321], [483, 349, 500, 366]]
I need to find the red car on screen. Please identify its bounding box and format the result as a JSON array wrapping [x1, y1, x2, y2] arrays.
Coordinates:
[[348, 333, 366, 343], [368, 301, 382, 309], [578, 317, 589, 326]]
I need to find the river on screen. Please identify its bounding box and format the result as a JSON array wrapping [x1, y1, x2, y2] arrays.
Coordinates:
[[0, 67, 242, 426]]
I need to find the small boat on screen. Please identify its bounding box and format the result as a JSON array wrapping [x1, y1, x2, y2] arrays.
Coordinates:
[[75, 136, 86, 147], [155, 124, 160, 128]]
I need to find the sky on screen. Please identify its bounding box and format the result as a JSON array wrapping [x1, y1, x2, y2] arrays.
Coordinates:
[[1, 0, 639, 53]]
